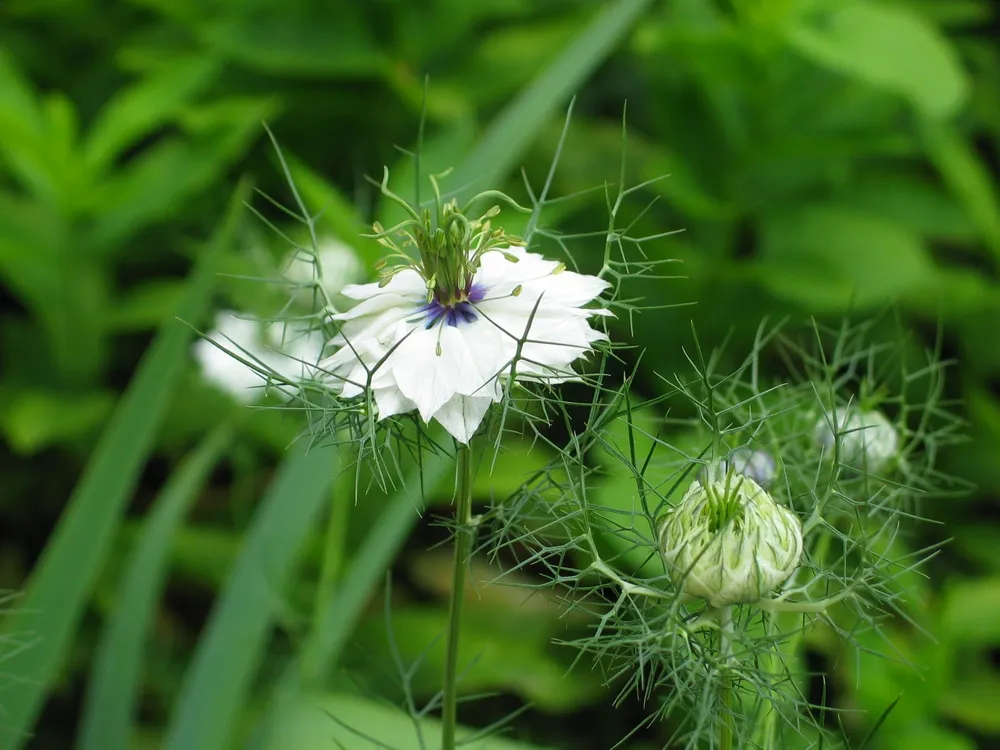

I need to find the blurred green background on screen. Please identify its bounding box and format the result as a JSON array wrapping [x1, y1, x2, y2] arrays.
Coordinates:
[[1, 0, 999, 748]]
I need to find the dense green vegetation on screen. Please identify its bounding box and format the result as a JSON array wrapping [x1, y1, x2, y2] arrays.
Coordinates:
[[1, 1, 998, 748]]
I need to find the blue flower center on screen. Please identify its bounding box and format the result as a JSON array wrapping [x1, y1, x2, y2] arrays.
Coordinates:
[[420, 283, 487, 329]]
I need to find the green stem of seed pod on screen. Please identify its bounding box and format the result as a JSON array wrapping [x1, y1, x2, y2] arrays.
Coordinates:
[[719, 605, 734, 750], [441, 443, 475, 750]]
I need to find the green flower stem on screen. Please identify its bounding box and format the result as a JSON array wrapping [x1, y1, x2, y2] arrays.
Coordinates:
[[442, 443, 475, 750], [752, 531, 837, 748], [718, 605, 734, 750]]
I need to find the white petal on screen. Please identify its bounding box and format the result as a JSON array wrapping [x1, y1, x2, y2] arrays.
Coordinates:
[[390, 325, 484, 422], [475, 246, 559, 291], [478, 310, 606, 380], [374, 385, 417, 420], [340, 268, 425, 301], [432, 394, 492, 444]]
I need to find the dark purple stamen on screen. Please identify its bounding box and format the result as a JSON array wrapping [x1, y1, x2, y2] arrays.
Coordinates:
[[420, 283, 487, 329]]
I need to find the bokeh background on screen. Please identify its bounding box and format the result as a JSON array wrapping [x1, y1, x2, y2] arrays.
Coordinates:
[[1, 1, 999, 749]]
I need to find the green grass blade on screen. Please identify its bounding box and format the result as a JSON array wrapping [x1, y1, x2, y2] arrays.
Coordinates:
[[162, 441, 339, 750], [300, 451, 452, 682], [446, 0, 653, 203], [247, 451, 451, 747], [0, 182, 248, 750], [77, 425, 234, 750]]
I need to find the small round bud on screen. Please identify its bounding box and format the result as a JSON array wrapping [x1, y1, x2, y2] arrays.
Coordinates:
[[700, 448, 777, 490], [658, 477, 803, 607], [813, 406, 898, 474]]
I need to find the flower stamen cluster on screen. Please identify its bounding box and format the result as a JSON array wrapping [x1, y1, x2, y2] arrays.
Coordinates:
[[369, 168, 525, 307]]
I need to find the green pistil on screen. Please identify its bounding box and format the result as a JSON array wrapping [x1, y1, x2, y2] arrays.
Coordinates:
[[703, 476, 746, 533], [367, 168, 529, 301]]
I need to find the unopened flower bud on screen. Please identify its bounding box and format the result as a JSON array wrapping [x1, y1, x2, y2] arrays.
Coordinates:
[[813, 406, 898, 474], [700, 448, 777, 490], [658, 477, 803, 607]]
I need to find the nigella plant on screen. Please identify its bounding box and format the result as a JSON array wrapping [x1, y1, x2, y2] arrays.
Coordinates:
[[201, 111, 666, 750], [485, 320, 964, 748], [314, 170, 615, 748]]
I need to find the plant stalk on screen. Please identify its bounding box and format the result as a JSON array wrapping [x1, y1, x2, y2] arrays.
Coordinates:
[[441, 443, 475, 750], [719, 605, 734, 750]]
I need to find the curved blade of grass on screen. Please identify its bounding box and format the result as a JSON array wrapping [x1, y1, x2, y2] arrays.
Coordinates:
[[245, 450, 451, 748], [300, 451, 452, 682], [446, 0, 653, 203], [162, 440, 339, 750], [0, 182, 248, 750], [77, 424, 234, 750]]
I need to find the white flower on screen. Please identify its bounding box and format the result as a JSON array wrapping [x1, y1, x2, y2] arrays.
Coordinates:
[[813, 406, 898, 474], [285, 237, 363, 299], [658, 476, 803, 607], [319, 246, 609, 443], [700, 448, 777, 490], [194, 311, 325, 403]]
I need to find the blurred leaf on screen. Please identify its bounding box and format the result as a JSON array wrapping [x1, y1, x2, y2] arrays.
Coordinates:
[[248, 450, 452, 746], [445, 0, 656, 203], [298, 451, 452, 682], [260, 692, 551, 750], [906, 0, 996, 27], [941, 577, 1000, 646], [78, 425, 232, 750], [921, 119, 1000, 260], [877, 723, 977, 750], [471, 439, 554, 502], [757, 205, 935, 311], [950, 524, 1000, 573], [0, 388, 116, 454], [117, 522, 240, 590], [271, 150, 382, 269], [195, 7, 387, 77], [786, 2, 969, 118], [460, 18, 581, 105], [839, 171, 977, 242], [84, 56, 220, 171], [0, 181, 246, 748], [0, 46, 51, 199], [106, 279, 187, 332], [162, 441, 339, 750], [354, 604, 603, 712], [939, 666, 1000, 735], [87, 113, 265, 252]]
